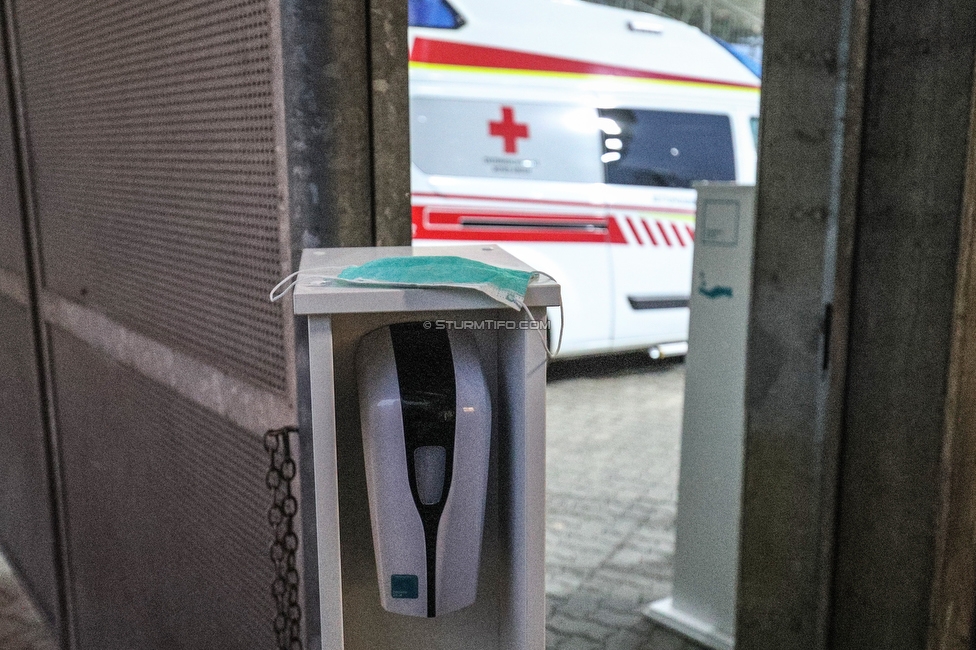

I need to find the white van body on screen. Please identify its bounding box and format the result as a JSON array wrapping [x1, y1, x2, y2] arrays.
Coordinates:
[[408, 0, 760, 357]]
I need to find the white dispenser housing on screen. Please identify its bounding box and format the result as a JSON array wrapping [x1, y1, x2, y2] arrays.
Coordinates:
[[295, 245, 560, 650], [357, 324, 492, 618]]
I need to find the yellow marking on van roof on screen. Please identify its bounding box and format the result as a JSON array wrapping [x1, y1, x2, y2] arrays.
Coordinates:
[[409, 62, 761, 94]]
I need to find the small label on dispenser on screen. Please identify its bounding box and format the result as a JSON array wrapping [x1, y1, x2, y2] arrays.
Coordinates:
[[391, 574, 419, 599]]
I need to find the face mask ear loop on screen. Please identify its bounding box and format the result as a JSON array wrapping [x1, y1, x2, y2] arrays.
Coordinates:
[[524, 272, 564, 360], [537, 272, 564, 359], [553, 300, 565, 358], [269, 266, 346, 303], [516, 298, 564, 361]]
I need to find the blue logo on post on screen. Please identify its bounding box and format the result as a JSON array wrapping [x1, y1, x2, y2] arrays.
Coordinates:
[[697, 272, 734, 300]]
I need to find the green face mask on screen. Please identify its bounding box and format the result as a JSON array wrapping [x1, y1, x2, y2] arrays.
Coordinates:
[[270, 255, 563, 357], [336, 256, 535, 310]]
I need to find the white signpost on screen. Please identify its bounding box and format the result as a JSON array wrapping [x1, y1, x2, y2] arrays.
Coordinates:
[[645, 184, 756, 650]]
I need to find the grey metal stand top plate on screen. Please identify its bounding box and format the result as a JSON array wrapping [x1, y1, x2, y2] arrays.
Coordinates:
[[293, 245, 562, 316]]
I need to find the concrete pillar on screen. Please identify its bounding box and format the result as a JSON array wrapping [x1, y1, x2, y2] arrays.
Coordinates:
[[740, 0, 976, 648], [280, 0, 411, 251]]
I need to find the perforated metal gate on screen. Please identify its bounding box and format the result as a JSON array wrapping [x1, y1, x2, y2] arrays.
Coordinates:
[[16, 0, 291, 394], [0, 0, 301, 647], [0, 19, 62, 634], [0, 0, 411, 645]]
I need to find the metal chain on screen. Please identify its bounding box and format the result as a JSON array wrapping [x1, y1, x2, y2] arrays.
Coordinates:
[[265, 426, 302, 650]]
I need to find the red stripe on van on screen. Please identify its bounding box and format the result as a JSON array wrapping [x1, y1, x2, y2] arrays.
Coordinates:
[[641, 220, 659, 246], [626, 217, 644, 245], [670, 222, 686, 246], [411, 38, 760, 90], [413, 205, 628, 244], [411, 191, 696, 215], [685, 225, 695, 241], [606, 218, 628, 244], [655, 221, 673, 246]]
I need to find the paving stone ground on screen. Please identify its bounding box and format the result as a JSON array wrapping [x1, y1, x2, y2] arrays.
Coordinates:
[[0, 353, 700, 650], [545, 354, 702, 650]]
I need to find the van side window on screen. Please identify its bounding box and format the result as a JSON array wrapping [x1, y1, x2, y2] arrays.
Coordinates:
[[598, 109, 736, 188], [409, 0, 464, 29], [411, 98, 604, 183]]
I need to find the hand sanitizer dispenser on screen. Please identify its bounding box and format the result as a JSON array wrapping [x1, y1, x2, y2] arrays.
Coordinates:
[[356, 322, 491, 618], [297, 244, 559, 649]]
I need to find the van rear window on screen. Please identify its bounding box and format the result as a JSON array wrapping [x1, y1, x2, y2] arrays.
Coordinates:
[[409, 0, 464, 29], [598, 109, 736, 188]]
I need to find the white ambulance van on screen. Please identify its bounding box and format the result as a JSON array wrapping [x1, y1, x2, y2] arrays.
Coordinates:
[[408, 0, 760, 357]]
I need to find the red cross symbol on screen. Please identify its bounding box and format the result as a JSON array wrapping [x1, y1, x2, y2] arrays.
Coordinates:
[[489, 106, 529, 154]]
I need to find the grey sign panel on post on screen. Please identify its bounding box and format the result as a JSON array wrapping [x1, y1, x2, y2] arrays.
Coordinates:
[[699, 199, 741, 247]]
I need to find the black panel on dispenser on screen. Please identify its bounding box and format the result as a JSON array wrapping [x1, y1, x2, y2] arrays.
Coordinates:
[[389, 323, 457, 616]]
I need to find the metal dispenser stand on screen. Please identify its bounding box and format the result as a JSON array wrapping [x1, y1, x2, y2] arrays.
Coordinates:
[[644, 184, 756, 650], [294, 245, 560, 650]]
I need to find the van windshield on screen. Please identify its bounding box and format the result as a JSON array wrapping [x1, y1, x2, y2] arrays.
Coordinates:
[[599, 108, 736, 188]]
